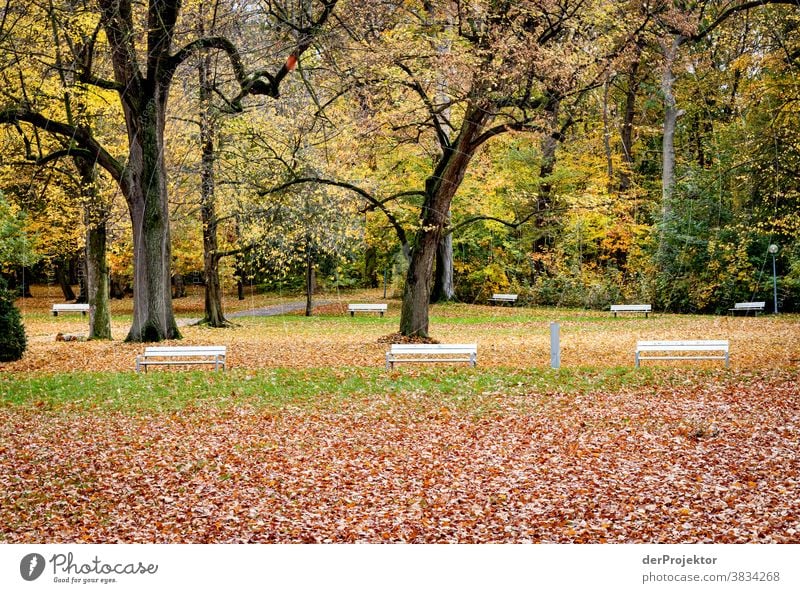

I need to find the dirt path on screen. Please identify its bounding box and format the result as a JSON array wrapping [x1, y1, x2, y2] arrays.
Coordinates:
[[178, 300, 335, 326]]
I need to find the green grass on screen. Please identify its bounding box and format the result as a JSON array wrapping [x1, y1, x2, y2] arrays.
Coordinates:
[[0, 365, 688, 414]]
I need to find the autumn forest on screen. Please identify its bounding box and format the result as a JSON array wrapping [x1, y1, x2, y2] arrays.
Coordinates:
[[0, 0, 798, 341], [1, 0, 800, 549]]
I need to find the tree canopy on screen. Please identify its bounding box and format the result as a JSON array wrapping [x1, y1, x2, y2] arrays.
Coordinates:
[[1, 0, 798, 339]]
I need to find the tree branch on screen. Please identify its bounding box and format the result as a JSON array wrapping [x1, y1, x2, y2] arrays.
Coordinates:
[[447, 210, 539, 236], [0, 107, 124, 183], [259, 176, 410, 259]]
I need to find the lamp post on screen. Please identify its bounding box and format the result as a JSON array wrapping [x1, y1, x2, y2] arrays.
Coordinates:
[[768, 244, 779, 314]]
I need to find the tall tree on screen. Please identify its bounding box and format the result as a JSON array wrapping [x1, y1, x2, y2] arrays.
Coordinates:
[[335, 0, 636, 337], [1, 0, 338, 341]]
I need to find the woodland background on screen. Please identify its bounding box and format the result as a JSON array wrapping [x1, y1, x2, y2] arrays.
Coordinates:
[[0, 0, 799, 335]]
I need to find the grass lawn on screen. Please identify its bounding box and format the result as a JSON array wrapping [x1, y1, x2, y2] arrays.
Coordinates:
[[1, 286, 798, 543]]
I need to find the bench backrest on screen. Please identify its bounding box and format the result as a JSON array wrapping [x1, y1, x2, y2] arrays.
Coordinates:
[[733, 302, 765, 309], [52, 304, 89, 310], [348, 304, 387, 310], [636, 340, 728, 351], [143, 346, 227, 357], [389, 343, 477, 355], [491, 294, 517, 299], [611, 304, 651, 311]]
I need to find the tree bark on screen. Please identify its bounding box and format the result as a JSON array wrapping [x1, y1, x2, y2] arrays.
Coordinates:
[[305, 250, 315, 317], [54, 261, 76, 301], [400, 104, 487, 337], [619, 41, 642, 193], [123, 102, 180, 342], [660, 35, 685, 216], [85, 221, 111, 339], [431, 232, 455, 302], [199, 45, 229, 327], [74, 157, 112, 340], [97, 0, 181, 342]]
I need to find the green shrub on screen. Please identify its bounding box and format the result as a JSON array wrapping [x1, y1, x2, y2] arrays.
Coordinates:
[[0, 277, 26, 362]]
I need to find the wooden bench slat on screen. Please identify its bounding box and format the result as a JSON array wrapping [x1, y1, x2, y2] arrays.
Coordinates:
[[52, 303, 90, 316], [488, 293, 518, 306], [348, 304, 388, 317], [635, 340, 729, 368], [611, 304, 652, 317], [136, 345, 227, 373], [386, 343, 477, 370], [729, 302, 765, 315]]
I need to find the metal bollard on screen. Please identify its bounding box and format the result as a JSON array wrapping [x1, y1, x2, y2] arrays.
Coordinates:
[[550, 321, 560, 369]]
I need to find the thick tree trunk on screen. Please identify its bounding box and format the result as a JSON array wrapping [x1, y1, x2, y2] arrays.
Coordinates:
[[127, 192, 179, 341], [199, 161, 228, 328], [74, 157, 112, 340], [431, 232, 455, 302], [172, 274, 186, 298], [123, 100, 180, 342], [97, 0, 180, 342], [86, 222, 111, 339], [657, 35, 686, 263], [400, 105, 487, 337], [203, 256, 227, 326], [660, 35, 685, 216], [54, 261, 76, 301]]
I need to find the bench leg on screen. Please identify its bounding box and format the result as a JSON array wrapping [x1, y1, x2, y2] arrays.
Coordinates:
[[635, 352, 640, 368], [350, 311, 354, 317], [725, 352, 729, 368], [380, 312, 384, 317], [386, 353, 392, 371]]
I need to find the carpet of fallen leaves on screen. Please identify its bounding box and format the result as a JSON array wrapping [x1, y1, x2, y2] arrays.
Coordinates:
[[2, 286, 799, 543], [1, 371, 799, 543]]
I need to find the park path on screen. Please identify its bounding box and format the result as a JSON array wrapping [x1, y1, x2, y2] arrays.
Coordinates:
[[177, 299, 335, 326]]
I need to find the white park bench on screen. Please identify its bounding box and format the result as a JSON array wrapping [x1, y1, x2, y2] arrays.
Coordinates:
[[611, 304, 652, 317], [51, 303, 90, 316], [635, 340, 729, 368], [135, 346, 227, 373], [728, 301, 765, 316], [386, 343, 477, 370], [348, 303, 388, 317], [488, 293, 518, 306]]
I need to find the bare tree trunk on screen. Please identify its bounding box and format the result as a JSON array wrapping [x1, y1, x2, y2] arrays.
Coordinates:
[[660, 35, 686, 217], [431, 232, 455, 302], [122, 94, 180, 341], [400, 104, 487, 337], [54, 261, 76, 301], [602, 81, 614, 191], [619, 41, 642, 193], [204, 255, 227, 325], [73, 157, 112, 339], [199, 44, 229, 327], [85, 222, 111, 339], [305, 250, 315, 317]]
